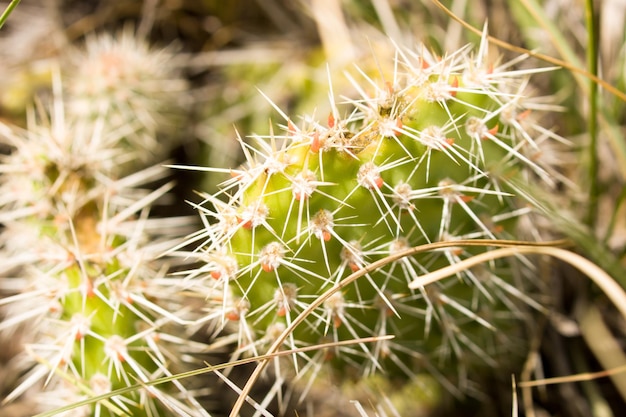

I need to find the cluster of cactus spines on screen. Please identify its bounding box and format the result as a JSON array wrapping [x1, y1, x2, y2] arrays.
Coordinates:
[[0, 30, 210, 417], [182, 32, 561, 405], [64, 27, 189, 164]]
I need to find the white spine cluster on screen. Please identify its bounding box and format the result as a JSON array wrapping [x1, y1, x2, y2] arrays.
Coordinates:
[[0, 30, 210, 417]]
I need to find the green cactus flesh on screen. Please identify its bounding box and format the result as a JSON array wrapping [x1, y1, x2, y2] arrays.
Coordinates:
[[200, 45, 549, 387]]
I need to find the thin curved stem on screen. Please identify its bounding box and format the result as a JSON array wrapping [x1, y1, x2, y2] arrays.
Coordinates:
[[32, 335, 392, 417], [410, 246, 626, 320]]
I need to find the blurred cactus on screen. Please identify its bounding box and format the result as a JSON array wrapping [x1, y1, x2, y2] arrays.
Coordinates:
[[0, 2, 60, 117], [0, 28, 209, 417], [64, 28, 189, 163]]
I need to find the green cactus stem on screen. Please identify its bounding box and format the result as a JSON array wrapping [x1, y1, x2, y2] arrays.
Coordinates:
[[186, 36, 562, 400]]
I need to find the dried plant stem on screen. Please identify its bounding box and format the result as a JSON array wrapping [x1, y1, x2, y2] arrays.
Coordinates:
[[519, 364, 626, 388], [579, 304, 626, 402], [410, 246, 626, 320], [24, 347, 127, 417]]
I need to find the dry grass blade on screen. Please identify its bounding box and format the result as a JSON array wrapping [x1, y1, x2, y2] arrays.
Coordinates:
[[31, 335, 393, 417], [578, 305, 626, 401], [408, 246, 626, 320], [518, 364, 626, 388], [512, 375, 519, 417]]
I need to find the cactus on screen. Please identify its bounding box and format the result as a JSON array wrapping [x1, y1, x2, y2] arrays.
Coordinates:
[[0, 31, 209, 417], [1, 1, 623, 416], [64, 27, 188, 164], [183, 33, 562, 409]]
